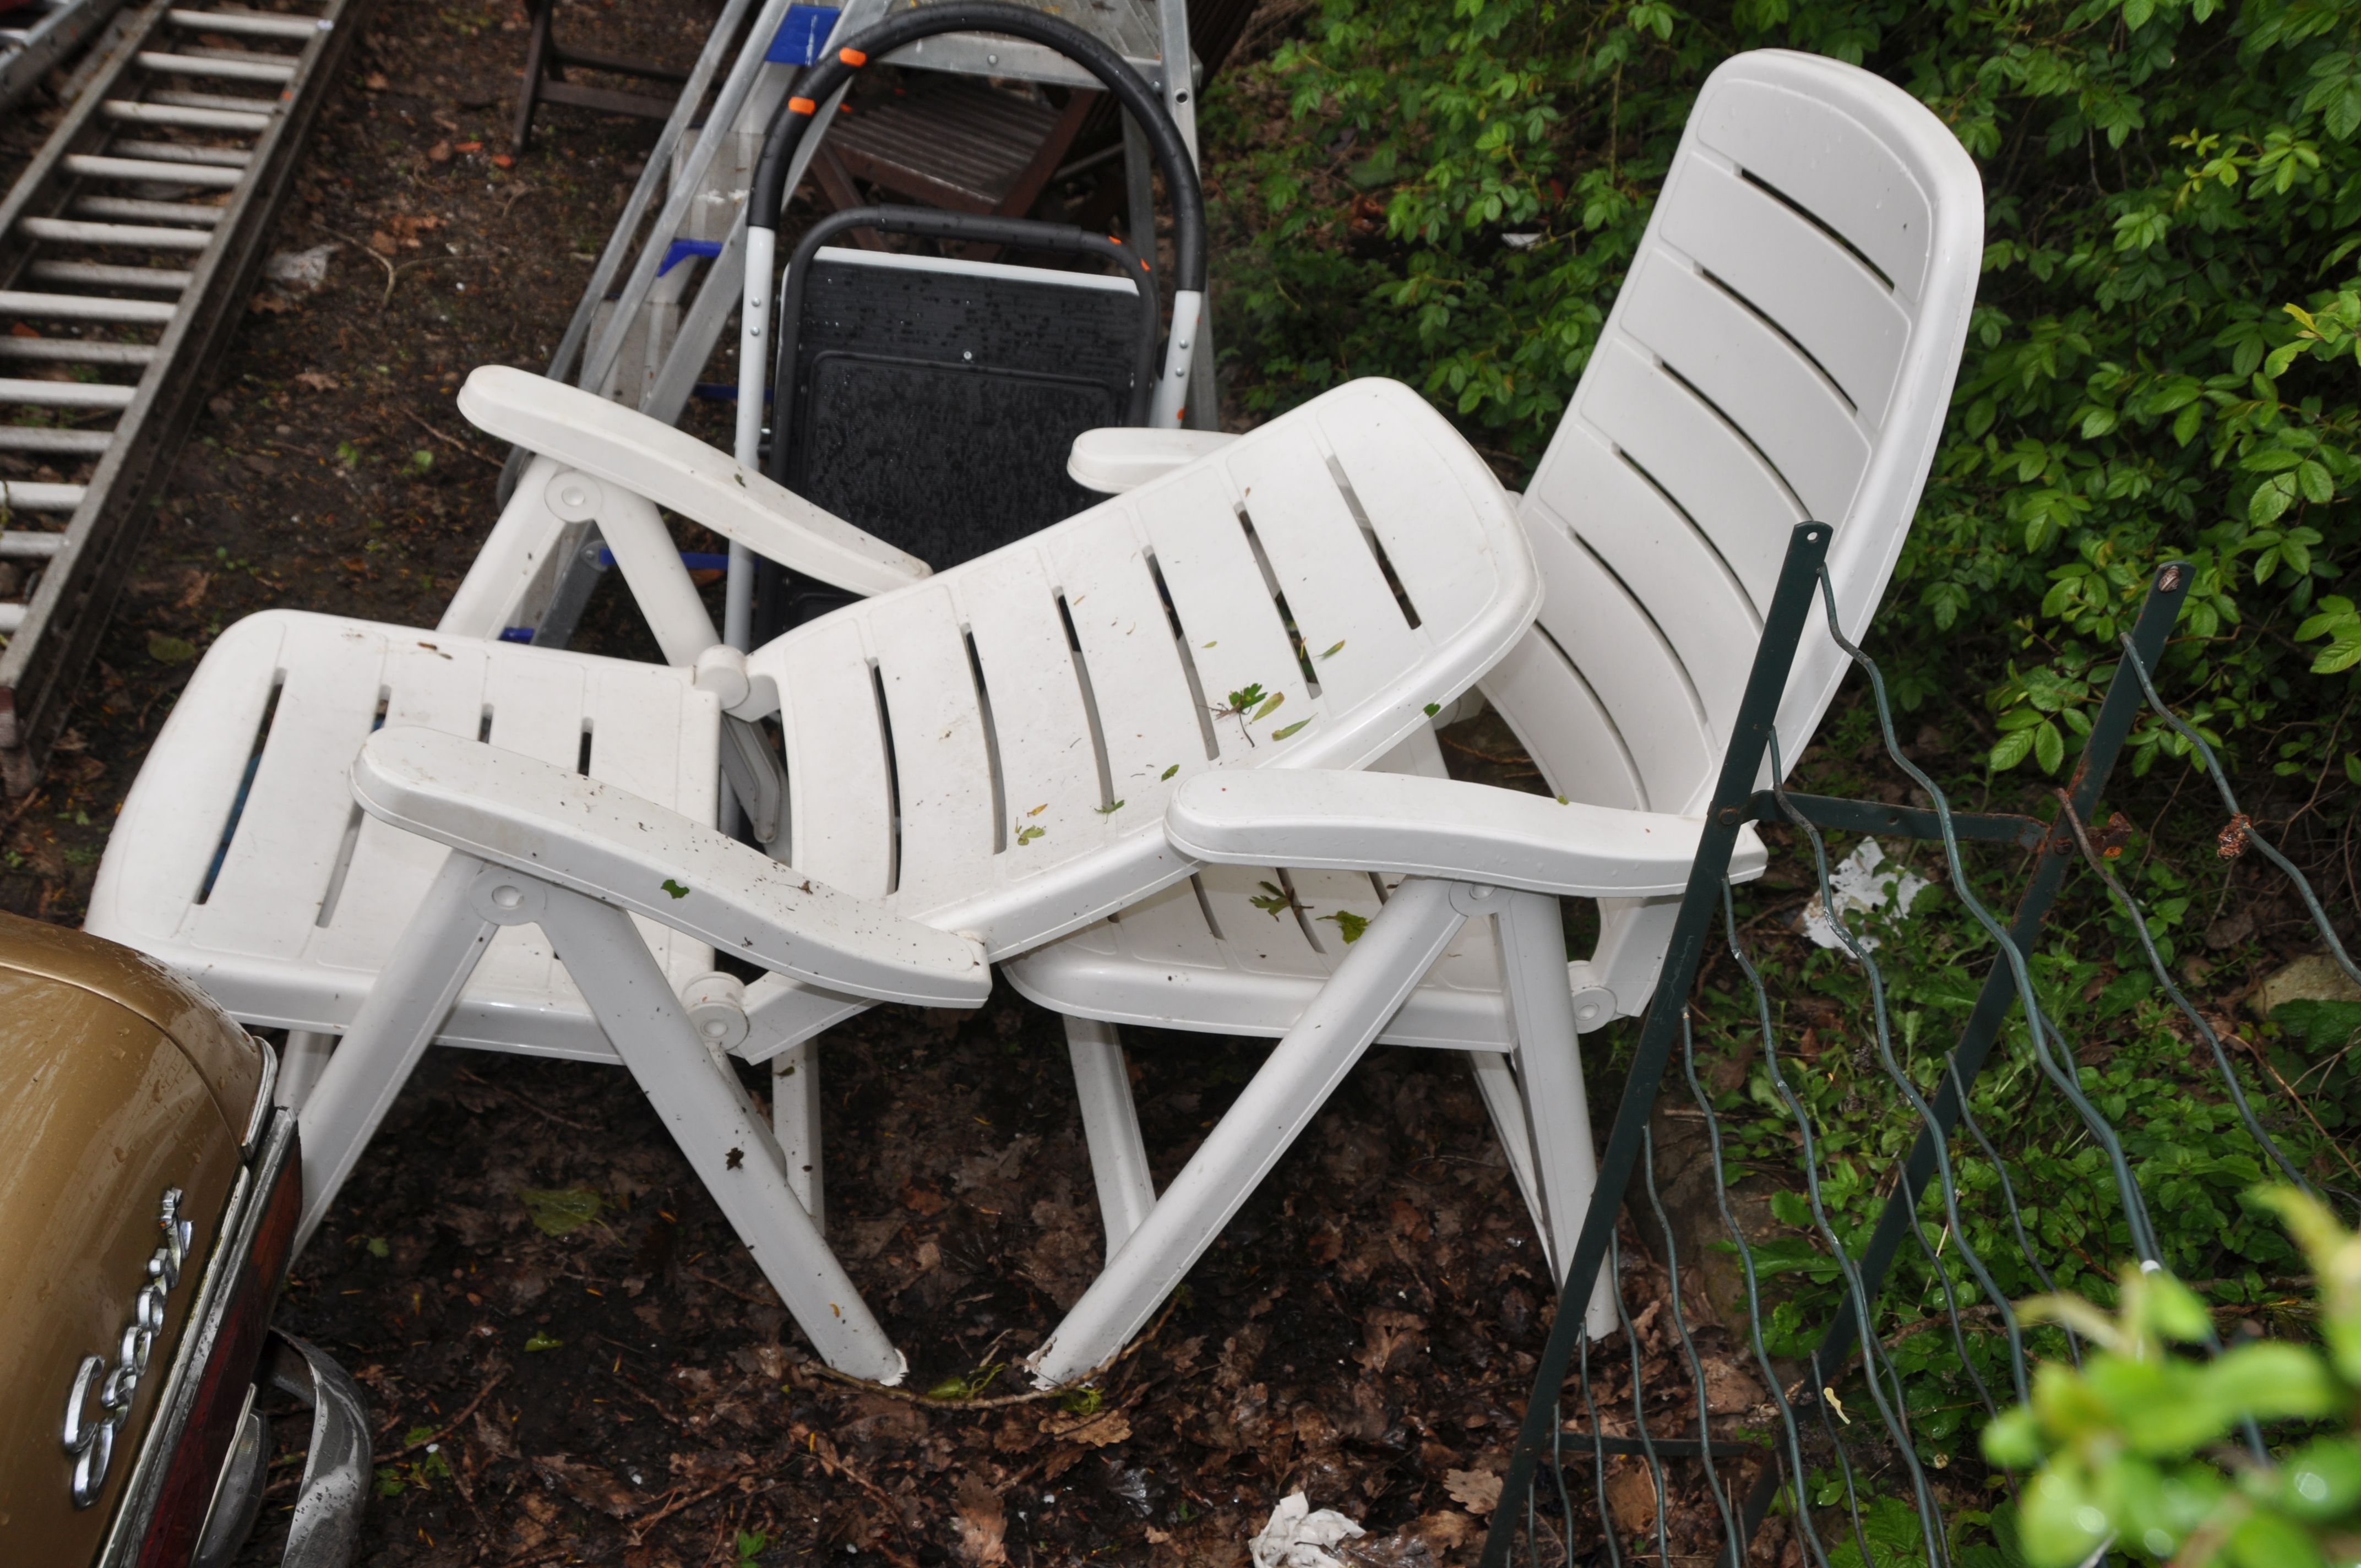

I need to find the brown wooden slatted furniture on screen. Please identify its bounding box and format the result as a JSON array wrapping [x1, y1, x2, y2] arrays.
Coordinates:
[[510, 0, 694, 153], [812, 73, 1096, 249]]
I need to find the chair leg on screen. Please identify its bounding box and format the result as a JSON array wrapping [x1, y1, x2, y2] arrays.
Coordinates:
[[1029, 877, 1469, 1387], [510, 0, 554, 154], [773, 1039, 823, 1229], [1065, 1016, 1154, 1255], [277, 1030, 339, 1113], [296, 851, 500, 1249], [1497, 889, 1617, 1339], [534, 885, 904, 1384], [1466, 1050, 1544, 1245]]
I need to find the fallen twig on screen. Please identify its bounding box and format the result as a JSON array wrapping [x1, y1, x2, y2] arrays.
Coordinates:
[[389, 1367, 511, 1458], [402, 404, 502, 467], [453, 1066, 599, 1131]]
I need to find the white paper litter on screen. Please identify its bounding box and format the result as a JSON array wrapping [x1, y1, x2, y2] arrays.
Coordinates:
[[1800, 837, 1928, 953], [1250, 1491, 1367, 1568], [264, 242, 339, 290]]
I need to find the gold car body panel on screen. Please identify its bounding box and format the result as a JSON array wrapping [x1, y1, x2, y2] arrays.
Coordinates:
[[0, 908, 263, 1131], [0, 912, 258, 1565]]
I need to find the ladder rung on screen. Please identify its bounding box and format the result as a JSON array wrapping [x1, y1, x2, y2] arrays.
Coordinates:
[[134, 50, 296, 82], [62, 154, 244, 188], [0, 377, 137, 409], [176, 43, 300, 66], [1, 515, 78, 542], [150, 88, 280, 113], [0, 288, 178, 323], [109, 139, 254, 167], [0, 339, 157, 366], [21, 216, 214, 249], [75, 195, 227, 226], [28, 260, 195, 292], [102, 98, 271, 131], [165, 8, 329, 39], [0, 426, 114, 454]]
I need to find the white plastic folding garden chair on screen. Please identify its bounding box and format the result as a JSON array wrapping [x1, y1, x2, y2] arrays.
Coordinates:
[[86, 369, 1565, 1383], [992, 46, 1984, 1384]]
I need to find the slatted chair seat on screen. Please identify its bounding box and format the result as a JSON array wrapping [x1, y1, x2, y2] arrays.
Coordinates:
[[723, 377, 1532, 1051], [86, 616, 721, 1058]]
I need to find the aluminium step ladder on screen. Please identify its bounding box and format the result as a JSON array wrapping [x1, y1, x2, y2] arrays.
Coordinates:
[[0, 0, 362, 792], [507, 0, 1215, 651]]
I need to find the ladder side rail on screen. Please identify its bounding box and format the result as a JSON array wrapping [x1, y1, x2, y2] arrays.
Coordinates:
[[0, 0, 362, 787]]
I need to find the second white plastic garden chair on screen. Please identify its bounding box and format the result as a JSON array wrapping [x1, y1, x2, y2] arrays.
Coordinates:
[[999, 46, 1985, 1384]]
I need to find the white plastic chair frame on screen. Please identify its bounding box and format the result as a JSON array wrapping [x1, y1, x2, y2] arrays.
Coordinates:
[[91, 370, 1560, 1385]]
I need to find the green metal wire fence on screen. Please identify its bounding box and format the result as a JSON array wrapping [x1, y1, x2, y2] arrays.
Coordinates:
[[1476, 529, 2358, 1568]]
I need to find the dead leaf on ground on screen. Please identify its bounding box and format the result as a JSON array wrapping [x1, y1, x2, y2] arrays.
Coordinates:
[[1701, 1355, 1765, 1414], [471, 1406, 517, 1460], [532, 1454, 638, 1518], [1041, 1407, 1130, 1447], [1359, 1309, 1426, 1373], [295, 371, 341, 391], [900, 1182, 949, 1216], [953, 1475, 1008, 1565], [1443, 1467, 1501, 1515], [1603, 1456, 1660, 1535]]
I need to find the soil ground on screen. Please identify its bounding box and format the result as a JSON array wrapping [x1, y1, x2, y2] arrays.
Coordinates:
[[0, 3, 1772, 1564]]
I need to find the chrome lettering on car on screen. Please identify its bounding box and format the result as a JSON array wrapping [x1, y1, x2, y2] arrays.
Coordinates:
[[62, 1187, 193, 1507]]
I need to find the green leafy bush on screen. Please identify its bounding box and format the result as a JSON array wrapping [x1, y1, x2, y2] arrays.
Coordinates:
[[1980, 1187, 2361, 1567], [1205, 0, 2361, 785]]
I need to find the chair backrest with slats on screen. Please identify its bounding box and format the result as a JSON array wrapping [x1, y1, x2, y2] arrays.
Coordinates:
[[1495, 50, 1981, 818], [741, 377, 1537, 949]]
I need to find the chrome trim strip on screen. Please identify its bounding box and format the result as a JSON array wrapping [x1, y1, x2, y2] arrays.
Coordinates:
[[240, 1035, 278, 1158], [95, 1109, 296, 1568]]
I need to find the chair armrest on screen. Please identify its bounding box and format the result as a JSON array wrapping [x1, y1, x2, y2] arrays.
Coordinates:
[[458, 366, 930, 597], [1068, 427, 1239, 493], [353, 727, 989, 1007], [1163, 770, 1766, 897]]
